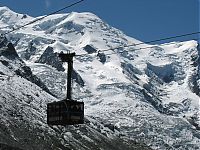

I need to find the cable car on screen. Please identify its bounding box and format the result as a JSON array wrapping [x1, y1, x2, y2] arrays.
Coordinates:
[[47, 100, 84, 125], [47, 52, 84, 125]]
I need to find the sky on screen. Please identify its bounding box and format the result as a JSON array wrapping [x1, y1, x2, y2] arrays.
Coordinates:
[[0, 0, 199, 44]]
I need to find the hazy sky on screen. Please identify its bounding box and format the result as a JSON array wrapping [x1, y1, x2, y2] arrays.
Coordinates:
[[0, 0, 199, 43]]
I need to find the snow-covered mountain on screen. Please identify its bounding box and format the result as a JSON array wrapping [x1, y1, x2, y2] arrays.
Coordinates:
[[0, 6, 200, 150], [0, 23, 149, 150]]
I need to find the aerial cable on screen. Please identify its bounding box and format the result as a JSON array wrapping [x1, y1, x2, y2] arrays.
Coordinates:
[[100, 31, 200, 51], [134, 31, 200, 46], [76, 31, 200, 57], [75, 37, 199, 57], [93, 31, 200, 54], [104, 38, 200, 56], [2, 0, 85, 35], [0, 0, 198, 56]]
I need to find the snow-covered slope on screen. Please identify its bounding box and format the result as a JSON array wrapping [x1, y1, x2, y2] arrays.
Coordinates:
[[0, 36, 150, 150], [0, 6, 200, 150]]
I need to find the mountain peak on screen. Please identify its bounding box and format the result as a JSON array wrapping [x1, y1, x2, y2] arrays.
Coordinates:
[[0, 6, 17, 16], [0, 6, 11, 11], [0, 6, 32, 28]]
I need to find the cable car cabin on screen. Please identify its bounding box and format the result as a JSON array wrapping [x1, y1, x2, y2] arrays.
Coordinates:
[[47, 100, 84, 125]]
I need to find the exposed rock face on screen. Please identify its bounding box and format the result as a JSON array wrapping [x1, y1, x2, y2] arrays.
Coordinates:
[[84, 45, 97, 54], [21, 42, 37, 60], [189, 44, 200, 96], [146, 62, 175, 83], [0, 37, 52, 95], [72, 70, 85, 86], [97, 52, 106, 64], [36, 46, 64, 71]]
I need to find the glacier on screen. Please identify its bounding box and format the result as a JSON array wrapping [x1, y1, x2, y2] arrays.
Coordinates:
[[0, 6, 200, 150]]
